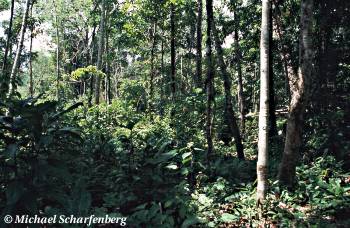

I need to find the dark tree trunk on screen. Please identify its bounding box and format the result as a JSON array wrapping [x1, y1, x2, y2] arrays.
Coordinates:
[[29, 5, 34, 97], [54, 2, 61, 100], [8, 0, 31, 97], [170, 3, 176, 100], [150, 21, 157, 110], [213, 23, 245, 160], [269, 5, 278, 136], [195, 0, 203, 88], [159, 37, 165, 115], [205, 0, 214, 162], [105, 27, 111, 104], [234, 25, 245, 135], [278, 0, 314, 187], [1, 0, 15, 77], [273, 0, 292, 102], [95, 0, 106, 104]]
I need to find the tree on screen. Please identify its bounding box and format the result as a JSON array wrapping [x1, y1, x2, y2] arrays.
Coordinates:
[[234, 11, 245, 135], [213, 23, 245, 160], [149, 20, 157, 109], [29, 3, 34, 97], [53, 0, 61, 100], [94, 0, 106, 104], [195, 0, 203, 88], [1, 0, 15, 76], [170, 2, 176, 100], [268, 4, 277, 136], [278, 0, 314, 187], [105, 9, 111, 104], [8, 0, 31, 97], [257, 0, 270, 204], [205, 0, 214, 162]]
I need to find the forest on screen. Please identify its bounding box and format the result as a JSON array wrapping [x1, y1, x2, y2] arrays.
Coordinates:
[[0, 0, 349, 227]]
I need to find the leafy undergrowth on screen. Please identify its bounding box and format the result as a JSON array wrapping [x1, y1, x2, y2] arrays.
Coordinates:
[[190, 156, 350, 227], [1, 96, 349, 227]]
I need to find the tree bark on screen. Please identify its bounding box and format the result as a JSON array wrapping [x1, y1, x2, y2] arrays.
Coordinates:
[[205, 0, 214, 162], [54, 1, 61, 100], [195, 0, 203, 88], [234, 19, 245, 135], [268, 5, 278, 136], [94, 0, 105, 104], [29, 5, 34, 97], [88, 25, 96, 107], [160, 37, 165, 115], [213, 23, 245, 160], [105, 23, 111, 104], [150, 21, 157, 109], [7, 0, 31, 97], [257, 0, 270, 204], [1, 0, 15, 76], [170, 3, 176, 100], [278, 0, 314, 187], [273, 0, 293, 102]]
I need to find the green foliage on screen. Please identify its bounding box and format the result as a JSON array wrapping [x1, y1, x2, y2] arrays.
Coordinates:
[[0, 96, 85, 218], [2, 0, 349, 226], [71, 65, 105, 80], [0, 0, 9, 11], [186, 156, 350, 227]]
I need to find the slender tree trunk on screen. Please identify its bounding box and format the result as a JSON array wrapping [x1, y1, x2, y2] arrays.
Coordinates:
[[88, 25, 96, 107], [213, 23, 245, 160], [205, 0, 214, 162], [54, 2, 61, 100], [278, 0, 314, 187], [253, 63, 259, 113], [195, 0, 203, 88], [1, 0, 15, 76], [257, 0, 270, 205], [7, 0, 31, 97], [29, 6, 34, 97], [234, 21, 245, 135], [170, 3, 176, 100], [269, 4, 278, 136], [105, 27, 111, 104], [150, 21, 157, 109], [90, 25, 96, 64], [85, 28, 89, 65], [95, 0, 105, 104], [273, 0, 292, 102], [160, 37, 165, 115]]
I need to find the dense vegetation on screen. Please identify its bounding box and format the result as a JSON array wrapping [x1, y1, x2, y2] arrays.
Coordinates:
[[0, 0, 349, 227]]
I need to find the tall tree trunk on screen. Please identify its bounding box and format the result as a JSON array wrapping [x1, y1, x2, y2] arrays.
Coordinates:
[[268, 4, 278, 136], [257, 0, 270, 204], [278, 0, 314, 187], [253, 63, 259, 113], [205, 0, 214, 162], [160, 37, 165, 115], [150, 21, 157, 109], [85, 28, 89, 65], [234, 18, 245, 135], [1, 0, 15, 77], [7, 0, 31, 97], [105, 26, 111, 104], [213, 23, 245, 160], [273, 0, 292, 102], [195, 0, 203, 88], [170, 3, 176, 100], [54, 2, 61, 100], [88, 25, 96, 107], [94, 0, 105, 104], [29, 5, 34, 97]]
